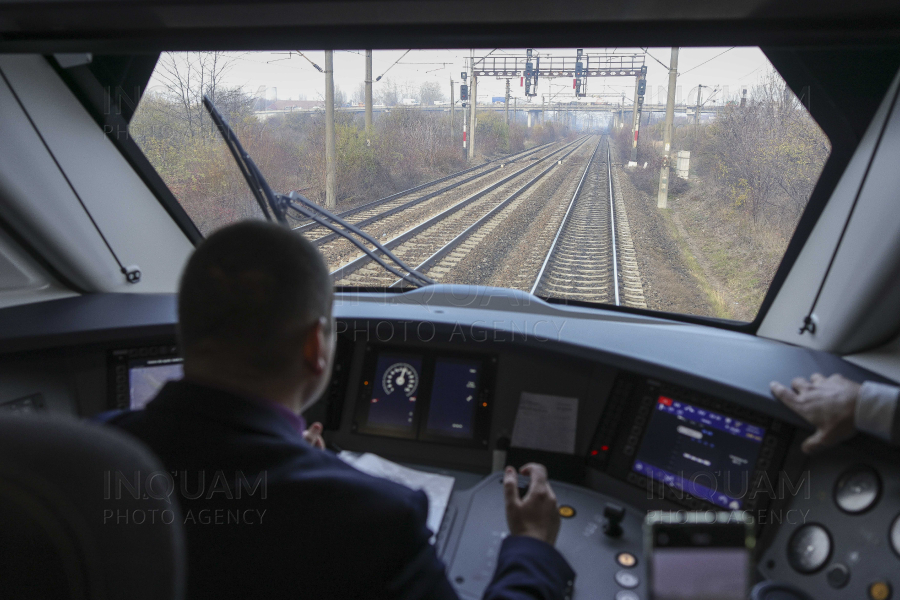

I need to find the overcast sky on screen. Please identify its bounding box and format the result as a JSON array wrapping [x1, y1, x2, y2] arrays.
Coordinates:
[[148, 47, 774, 107]]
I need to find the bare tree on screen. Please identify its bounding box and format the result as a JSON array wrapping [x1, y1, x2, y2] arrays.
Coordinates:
[[376, 78, 400, 106], [155, 51, 252, 138], [702, 69, 828, 222], [419, 80, 444, 105], [351, 82, 366, 105]]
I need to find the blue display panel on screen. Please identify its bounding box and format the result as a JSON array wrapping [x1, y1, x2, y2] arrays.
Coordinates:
[[425, 358, 482, 438], [633, 396, 766, 509], [366, 354, 423, 432], [129, 357, 183, 409]]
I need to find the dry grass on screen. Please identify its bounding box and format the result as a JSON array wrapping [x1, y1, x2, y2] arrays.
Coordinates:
[[658, 208, 733, 319], [670, 178, 799, 321]]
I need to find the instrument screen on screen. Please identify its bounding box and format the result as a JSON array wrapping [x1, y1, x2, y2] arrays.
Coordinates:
[[633, 396, 766, 509], [367, 353, 423, 433], [424, 358, 483, 438], [354, 346, 494, 446]]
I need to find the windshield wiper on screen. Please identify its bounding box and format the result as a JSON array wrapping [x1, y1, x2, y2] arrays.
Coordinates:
[[202, 95, 433, 288]]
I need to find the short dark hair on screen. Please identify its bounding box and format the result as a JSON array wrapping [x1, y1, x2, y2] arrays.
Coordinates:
[[178, 221, 332, 374]]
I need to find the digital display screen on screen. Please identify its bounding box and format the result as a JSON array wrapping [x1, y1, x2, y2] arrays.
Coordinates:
[[633, 396, 765, 509], [651, 547, 749, 600], [425, 358, 482, 438], [129, 358, 184, 409], [366, 354, 423, 432]]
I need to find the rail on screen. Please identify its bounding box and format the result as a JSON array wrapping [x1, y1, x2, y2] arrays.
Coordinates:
[[607, 141, 620, 306], [292, 140, 557, 234], [329, 136, 589, 282], [529, 137, 603, 295], [387, 138, 593, 287]]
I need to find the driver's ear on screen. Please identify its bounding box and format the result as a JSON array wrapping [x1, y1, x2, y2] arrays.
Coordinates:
[[302, 317, 329, 375]]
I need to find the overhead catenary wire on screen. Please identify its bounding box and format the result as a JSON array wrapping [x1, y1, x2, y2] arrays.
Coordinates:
[[375, 50, 411, 81], [641, 48, 670, 71], [680, 47, 736, 75]]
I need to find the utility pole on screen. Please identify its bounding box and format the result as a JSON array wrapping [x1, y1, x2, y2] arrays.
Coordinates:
[[505, 78, 510, 124], [325, 50, 336, 209], [468, 57, 478, 160], [657, 47, 679, 209], [364, 50, 373, 133], [694, 84, 704, 150], [694, 84, 703, 126]]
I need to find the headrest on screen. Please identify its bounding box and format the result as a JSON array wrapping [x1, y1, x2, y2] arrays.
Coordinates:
[[0, 414, 185, 600]]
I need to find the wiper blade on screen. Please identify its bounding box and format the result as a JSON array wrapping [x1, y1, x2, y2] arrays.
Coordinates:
[[202, 95, 433, 288], [202, 95, 283, 225]]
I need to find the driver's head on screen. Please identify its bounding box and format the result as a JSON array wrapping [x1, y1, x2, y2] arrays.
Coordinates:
[[178, 221, 334, 407]]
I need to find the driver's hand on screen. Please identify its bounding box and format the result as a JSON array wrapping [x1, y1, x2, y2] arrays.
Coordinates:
[[303, 422, 325, 449], [503, 463, 561, 545], [770, 373, 860, 454]]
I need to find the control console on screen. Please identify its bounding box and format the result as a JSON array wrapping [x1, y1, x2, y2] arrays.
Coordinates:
[[439, 474, 647, 600]]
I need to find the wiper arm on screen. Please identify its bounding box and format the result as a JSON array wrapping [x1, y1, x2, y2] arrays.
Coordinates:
[[202, 95, 433, 288], [282, 192, 433, 288]]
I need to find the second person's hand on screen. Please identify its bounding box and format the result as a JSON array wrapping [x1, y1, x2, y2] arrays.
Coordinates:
[[770, 373, 859, 454]]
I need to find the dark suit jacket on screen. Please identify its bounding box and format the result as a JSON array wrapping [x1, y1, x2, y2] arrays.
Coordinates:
[[100, 380, 575, 600]]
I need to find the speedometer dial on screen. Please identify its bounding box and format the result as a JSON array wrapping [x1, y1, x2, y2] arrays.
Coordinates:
[[382, 363, 419, 397]]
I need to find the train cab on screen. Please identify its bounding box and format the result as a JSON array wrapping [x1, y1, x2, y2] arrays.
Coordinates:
[[2, 2, 900, 599]]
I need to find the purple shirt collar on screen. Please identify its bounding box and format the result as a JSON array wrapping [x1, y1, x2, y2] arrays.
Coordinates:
[[248, 395, 307, 434], [182, 377, 306, 434]]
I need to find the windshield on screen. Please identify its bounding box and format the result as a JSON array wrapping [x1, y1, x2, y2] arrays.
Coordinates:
[[130, 48, 830, 322]]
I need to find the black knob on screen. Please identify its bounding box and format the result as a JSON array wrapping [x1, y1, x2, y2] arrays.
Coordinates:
[[603, 503, 626, 538]]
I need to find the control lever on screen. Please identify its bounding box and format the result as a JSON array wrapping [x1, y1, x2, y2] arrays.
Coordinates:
[[498, 473, 531, 498], [603, 503, 625, 538], [516, 475, 531, 498]]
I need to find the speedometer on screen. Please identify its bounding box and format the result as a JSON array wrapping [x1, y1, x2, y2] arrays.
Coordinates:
[[382, 363, 419, 397]]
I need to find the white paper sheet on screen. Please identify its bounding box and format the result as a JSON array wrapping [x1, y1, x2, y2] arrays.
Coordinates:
[[338, 452, 455, 536], [510, 392, 579, 454]]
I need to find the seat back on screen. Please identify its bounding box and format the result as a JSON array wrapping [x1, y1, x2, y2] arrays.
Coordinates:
[[0, 415, 185, 600]]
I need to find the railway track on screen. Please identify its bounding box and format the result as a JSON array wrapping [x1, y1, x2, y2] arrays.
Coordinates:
[[312, 138, 588, 270], [330, 136, 593, 285], [530, 138, 646, 307], [325, 133, 645, 310], [296, 139, 559, 243]]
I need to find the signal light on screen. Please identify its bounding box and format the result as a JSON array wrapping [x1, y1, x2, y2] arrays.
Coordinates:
[[460, 84, 469, 102]]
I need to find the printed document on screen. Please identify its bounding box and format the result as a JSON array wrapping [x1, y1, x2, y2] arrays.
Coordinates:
[[510, 392, 579, 454]]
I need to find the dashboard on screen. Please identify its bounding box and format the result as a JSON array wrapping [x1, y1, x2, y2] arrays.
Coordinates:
[[1, 289, 900, 599]]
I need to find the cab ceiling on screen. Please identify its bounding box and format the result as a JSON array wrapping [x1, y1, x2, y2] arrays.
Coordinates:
[[0, 0, 899, 51]]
